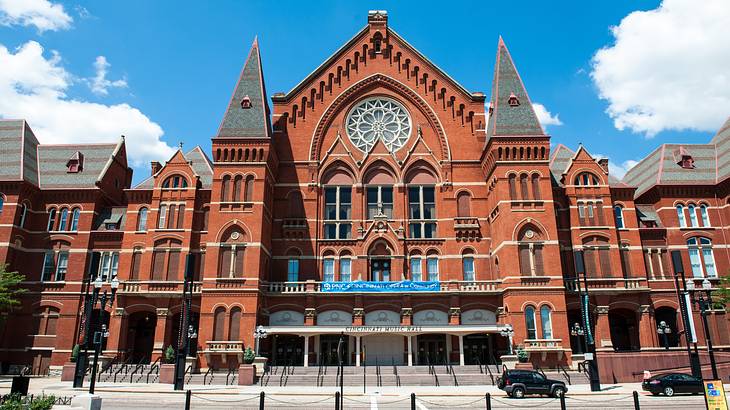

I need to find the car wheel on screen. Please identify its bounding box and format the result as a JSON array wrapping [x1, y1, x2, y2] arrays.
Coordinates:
[[663, 386, 674, 397], [512, 387, 525, 399], [553, 386, 566, 398]]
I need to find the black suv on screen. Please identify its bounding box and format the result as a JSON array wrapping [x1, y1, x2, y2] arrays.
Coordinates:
[[497, 370, 568, 398]]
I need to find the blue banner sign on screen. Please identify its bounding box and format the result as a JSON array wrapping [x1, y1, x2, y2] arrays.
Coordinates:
[[321, 281, 440, 293]]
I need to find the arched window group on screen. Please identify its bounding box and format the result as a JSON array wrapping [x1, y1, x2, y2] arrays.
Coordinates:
[[47, 206, 80, 232], [508, 172, 541, 201], [687, 237, 717, 278], [574, 172, 600, 186], [676, 203, 711, 228], [517, 225, 544, 276], [577, 200, 605, 226], [524, 304, 553, 340], [218, 229, 247, 279], [151, 239, 182, 281], [161, 174, 188, 189], [41, 241, 71, 282], [321, 250, 353, 282], [211, 306, 243, 342], [221, 174, 254, 202]]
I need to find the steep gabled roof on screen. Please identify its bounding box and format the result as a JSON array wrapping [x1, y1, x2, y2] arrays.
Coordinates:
[[548, 144, 574, 184], [134, 146, 213, 189], [215, 37, 271, 139], [485, 37, 544, 139], [277, 24, 481, 102]]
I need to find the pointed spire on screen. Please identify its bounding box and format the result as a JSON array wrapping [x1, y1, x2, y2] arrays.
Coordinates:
[[215, 36, 271, 139], [485, 37, 544, 138]]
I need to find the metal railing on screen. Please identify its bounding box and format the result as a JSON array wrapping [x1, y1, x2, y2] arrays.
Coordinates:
[[146, 357, 160, 384], [225, 366, 236, 385], [203, 366, 215, 385], [557, 364, 571, 385], [264, 280, 501, 293], [447, 364, 458, 386], [484, 360, 495, 385], [127, 357, 146, 383], [375, 357, 382, 387], [392, 358, 400, 387]]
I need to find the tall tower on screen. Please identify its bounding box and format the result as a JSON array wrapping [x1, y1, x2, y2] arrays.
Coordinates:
[[201, 38, 275, 368], [481, 38, 570, 364]]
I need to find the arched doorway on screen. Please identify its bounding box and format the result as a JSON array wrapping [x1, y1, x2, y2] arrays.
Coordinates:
[[609, 309, 640, 351], [127, 312, 156, 363], [654, 307, 679, 348], [368, 240, 392, 281]]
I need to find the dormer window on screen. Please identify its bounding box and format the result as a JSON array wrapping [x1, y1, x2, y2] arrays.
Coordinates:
[[507, 93, 520, 107], [66, 151, 84, 173], [674, 146, 695, 169], [240, 95, 252, 109]]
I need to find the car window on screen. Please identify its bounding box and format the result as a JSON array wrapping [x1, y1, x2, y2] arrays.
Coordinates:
[[533, 373, 545, 382]]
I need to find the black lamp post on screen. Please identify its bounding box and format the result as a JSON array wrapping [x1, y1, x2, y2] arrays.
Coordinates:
[[686, 278, 719, 380], [174, 255, 196, 391], [499, 326, 514, 355], [337, 332, 345, 410], [573, 250, 601, 392], [656, 321, 672, 350], [88, 276, 119, 394], [669, 251, 702, 378], [570, 322, 585, 355]]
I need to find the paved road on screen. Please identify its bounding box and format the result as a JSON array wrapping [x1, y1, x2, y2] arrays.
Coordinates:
[[50, 391, 707, 409]]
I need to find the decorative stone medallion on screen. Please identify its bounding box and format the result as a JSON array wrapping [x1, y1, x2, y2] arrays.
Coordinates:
[[346, 97, 411, 153]]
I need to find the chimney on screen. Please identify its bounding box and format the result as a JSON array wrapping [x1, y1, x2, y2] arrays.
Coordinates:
[[150, 161, 162, 176], [598, 158, 609, 173]]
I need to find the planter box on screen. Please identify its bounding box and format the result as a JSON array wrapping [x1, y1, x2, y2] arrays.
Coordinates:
[[252, 356, 268, 377], [500, 354, 518, 370], [61, 362, 77, 382], [515, 362, 534, 370], [158, 364, 176, 384], [238, 364, 255, 385]]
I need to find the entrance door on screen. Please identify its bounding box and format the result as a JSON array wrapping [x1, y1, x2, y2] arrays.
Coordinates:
[[273, 335, 304, 366], [320, 335, 348, 365], [371, 259, 391, 281], [128, 312, 156, 364], [363, 334, 403, 365], [464, 334, 492, 365], [417, 335, 446, 365]]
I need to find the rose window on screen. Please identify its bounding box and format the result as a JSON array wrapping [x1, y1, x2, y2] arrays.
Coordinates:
[[346, 97, 412, 153]]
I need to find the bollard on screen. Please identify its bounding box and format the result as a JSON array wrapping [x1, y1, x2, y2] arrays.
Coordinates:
[[335, 391, 341, 410], [411, 392, 416, 410], [485, 393, 491, 410], [259, 391, 265, 410], [559, 392, 566, 410], [184, 390, 191, 410], [633, 391, 640, 410]]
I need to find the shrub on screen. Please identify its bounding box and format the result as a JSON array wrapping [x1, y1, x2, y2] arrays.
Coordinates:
[[516, 348, 529, 363], [243, 347, 255, 364], [70, 344, 80, 363], [163, 345, 176, 364]]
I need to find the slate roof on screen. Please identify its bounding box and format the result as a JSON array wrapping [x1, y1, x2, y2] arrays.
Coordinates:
[[623, 118, 730, 197], [215, 38, 271, 139], [548, 144, 575, 185], [0, 119, 125, 189], [37, 142, 121, 189], [0, 120, 39, 185], [485, 38, 544, 140], [134, 147, 213, 189]]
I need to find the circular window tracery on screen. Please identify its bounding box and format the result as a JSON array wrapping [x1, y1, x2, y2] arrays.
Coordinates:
[[346, 97, 412, 153]]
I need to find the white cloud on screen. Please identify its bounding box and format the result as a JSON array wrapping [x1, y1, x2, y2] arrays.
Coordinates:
[[591, 0, 730, 136], [0, 41, 175, 167], [594, 153, 639, 179], [90, 56, 127, 96], [0, 0, 72, 32], [532, 102, 563, 128]]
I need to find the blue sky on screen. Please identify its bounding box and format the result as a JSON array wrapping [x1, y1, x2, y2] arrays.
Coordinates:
[[1, 0, 728, 183]]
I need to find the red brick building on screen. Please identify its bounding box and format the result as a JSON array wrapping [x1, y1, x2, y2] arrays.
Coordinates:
[[1, 11, 728, 381]]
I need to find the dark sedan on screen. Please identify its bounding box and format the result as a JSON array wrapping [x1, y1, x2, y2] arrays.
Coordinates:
[[642, 373, 703, 396]]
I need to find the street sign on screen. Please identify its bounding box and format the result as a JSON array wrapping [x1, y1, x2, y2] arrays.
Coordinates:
[[703, 380, 728, 410]]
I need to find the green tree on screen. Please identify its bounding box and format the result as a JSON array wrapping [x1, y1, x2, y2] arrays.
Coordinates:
[[714, 275, 730, 311], [0, 264, 25, 324]]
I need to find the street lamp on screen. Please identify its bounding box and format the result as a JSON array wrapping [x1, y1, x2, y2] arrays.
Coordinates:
[[174, 255, 196, 391], [570, 323, 585, 355], [499, 326, 514, 355], [88, 277, 118, 394], [573, 250, 601, 392], [253, 326, 268, 356], [656, 321, 672, 350], [669, 251, 702, 378], [686, 278, 719, 380]]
